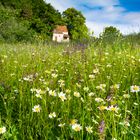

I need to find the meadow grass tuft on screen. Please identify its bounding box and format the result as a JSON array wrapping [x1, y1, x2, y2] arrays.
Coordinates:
[[0, 42, 140, 140]]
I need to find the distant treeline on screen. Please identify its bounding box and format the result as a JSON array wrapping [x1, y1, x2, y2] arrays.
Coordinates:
[[0, 0, 89, 42], [0, 0, 140, 44]]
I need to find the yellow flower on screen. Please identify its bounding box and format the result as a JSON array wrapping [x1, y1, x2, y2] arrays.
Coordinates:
[[70, 119, 77, 125], [98, 106, 107, 111], [107, 105, 119, 113]]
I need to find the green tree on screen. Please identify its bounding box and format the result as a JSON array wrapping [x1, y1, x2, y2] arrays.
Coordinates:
[[63, 8, 89, 40], [100, 26, 122, 45]]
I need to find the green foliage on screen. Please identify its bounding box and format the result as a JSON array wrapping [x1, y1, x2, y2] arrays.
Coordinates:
[[99, 26, 122, 46], [0, 42, 140, 139], [63, 8, 89, 40], [0, 5, 36, 42]]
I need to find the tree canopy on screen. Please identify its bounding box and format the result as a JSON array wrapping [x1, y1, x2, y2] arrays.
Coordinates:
[[63, 8, 89, 40]]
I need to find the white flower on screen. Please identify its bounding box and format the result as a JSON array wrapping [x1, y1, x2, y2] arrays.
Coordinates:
[[107, 105, 119, 113], [58, 123, 65, 127], [49, 90, 57, 96], [0, 126, 6, 134], [110, 84, 120, 90], [93, 68, 99, 74], [72, 123, 82, 132], [85, 126, 93, 133], [74, 92, 80, 97], [51, 73, 58, 78], [89, 74, 95, 79], [35, 93, 42, 99], [95, 98, 104, 103], [83, 87, 89, 92], [130, 85, 140, 93], [123, 94, 130, 98], [58, 92, 67, 101], [49, 112, 56, 118], [88, 92, 95, 97], [32, 105, 41, 113]]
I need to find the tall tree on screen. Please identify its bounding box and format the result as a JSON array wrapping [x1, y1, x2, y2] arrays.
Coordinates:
[[100, 26, 122, 45], [63, 8, 89, 40]]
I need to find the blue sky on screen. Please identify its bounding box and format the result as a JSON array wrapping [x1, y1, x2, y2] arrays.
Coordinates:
[[45, 0, 140, 36]]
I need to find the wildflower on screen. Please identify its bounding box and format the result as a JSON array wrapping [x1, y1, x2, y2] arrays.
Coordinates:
[[65, 89, 71, 94], [130, 85, 140, 93], [58, 123, 65, 127], [95, 98, 104, 103], [45, 70, 51, 74], [35, 93, 42, 99], [89, 74, 95, 79], [88, 92, 95, 97], [80, 97, 84, 102], [83, 87, 89, 92], [119, 120, 130, 127], [76, 83, 81, 88], [107, 105, 119, 113], [96, 84, 106, 92], [133, 102, 138, 106], [110, 84, 120, 90], [99, 120, 105, 134], [85, 126, 93, 133], [74, 92, 80, 97], [72, 123, 82, 132], [32, 105, 41, 113], [58, 79, 65, 87], [49, 90, 57, 96], [70, 119, 78, 125], [51, 73, 58, 78], [0, 126, 6, 134], [98, 106, 107, 111], [93, 68, 99, 74], [58, 92, 67, 101], [106, 64, 112, 68], [106, 94, 113, 102], [49, 112, 56, 118], [112, 138, 117, 140], [123, 94, 130, 98]]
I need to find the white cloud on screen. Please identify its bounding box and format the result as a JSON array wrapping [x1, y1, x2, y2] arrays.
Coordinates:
[[45, 0, 140, 36]]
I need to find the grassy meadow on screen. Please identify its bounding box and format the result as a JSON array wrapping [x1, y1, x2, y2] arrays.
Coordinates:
[[0, 42, 140, 140]]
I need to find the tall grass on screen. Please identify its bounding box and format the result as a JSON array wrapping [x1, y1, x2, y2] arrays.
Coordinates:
[[0, 41, 140, 140]]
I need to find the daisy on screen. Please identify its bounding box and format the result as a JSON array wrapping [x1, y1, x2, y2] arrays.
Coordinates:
[[32, 105, 41, 113], [130, 85, 140, 93]]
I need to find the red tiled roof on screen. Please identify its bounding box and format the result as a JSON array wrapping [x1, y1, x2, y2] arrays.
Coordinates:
[[53, 25, 68, 33]]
